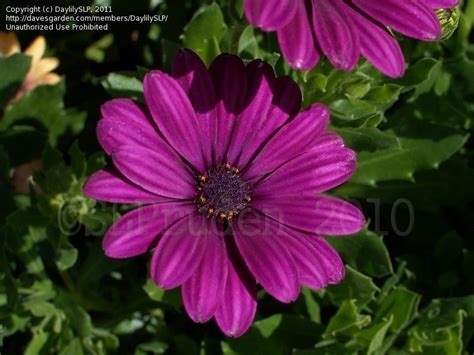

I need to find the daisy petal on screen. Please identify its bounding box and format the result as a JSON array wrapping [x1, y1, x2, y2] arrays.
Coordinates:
[[253, 194, 365, 236], [348, 8, 405, 78], [103, 202, 194, 258], [182, 226, 227, 323], [244, 104, 329, 180], [144, 71, 206, 172], [112, 145, 195, 199], [172, 49, 217, 167], [97, 117, 163, 155], [253, 147, 356, 195], [423, 0, 458, 9], [209, 54, 248, 163], [215, 242, 257, 337], [312, 0, 360, 70], [277, 0, 321, 71], [282, 229, 345, 288], [227, 60, 274, 167], [244, 0, 298, 30], [83, 168, 163, 204], [353, 0, 441, 40], [101, 98, 152, 126], [150, 214, 209, 289], [233, 214, 299, 302]]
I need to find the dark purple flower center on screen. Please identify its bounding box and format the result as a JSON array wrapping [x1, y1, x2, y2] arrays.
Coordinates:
[[195, 163, 251, 222]]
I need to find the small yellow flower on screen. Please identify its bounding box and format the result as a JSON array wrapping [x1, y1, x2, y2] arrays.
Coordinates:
[[0, 32, 60, 97]]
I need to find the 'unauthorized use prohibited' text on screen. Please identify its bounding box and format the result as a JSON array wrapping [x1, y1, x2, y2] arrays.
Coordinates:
[[4, 5, 168, 31]]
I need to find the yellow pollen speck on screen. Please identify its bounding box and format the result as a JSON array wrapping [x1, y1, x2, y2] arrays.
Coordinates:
[[208, 207, 215, 215], [199, 175, 207, 184]]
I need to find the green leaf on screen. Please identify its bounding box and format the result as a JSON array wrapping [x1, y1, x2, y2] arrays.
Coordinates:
[[331, 127, 401, 152], [60, 338, 84, 355], [326, 266, 379, 307], [0, 53, 31, 108], [253, 314, 323, 349], [324, 300, 371, 338], [327, 228, 393, 277], [56, 245, 79, 271], [1, 81, 86, 145], [375, 287, 420, 333], [143, 278, 165, 302], [69, 141, 86, 179], [101, 72, 144, 101], [354, 316, 393, 354], [182, 3, 227, 65], [350, 118, 468, 185], [302, 288, 321, 323], [25, 331, 49, 355]]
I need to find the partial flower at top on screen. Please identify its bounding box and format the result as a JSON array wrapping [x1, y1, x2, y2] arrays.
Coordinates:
[[83, 49, 365, 337], [244, 0, 459, 78], [0, 32, 60, 99]]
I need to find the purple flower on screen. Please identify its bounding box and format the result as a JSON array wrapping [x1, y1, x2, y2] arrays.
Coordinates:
[[244, 0, 458, 77], [83, 50, 364, 337]]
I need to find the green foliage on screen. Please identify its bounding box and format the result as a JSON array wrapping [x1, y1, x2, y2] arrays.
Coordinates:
[[1, 0, 474, 354]]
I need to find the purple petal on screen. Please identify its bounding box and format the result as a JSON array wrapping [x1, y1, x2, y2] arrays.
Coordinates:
[[234, 76, 302, 168], [182, 226, 228, 323], [83, 168, 162, 204], [101, 98, 152, 126], [244, 0, 298, 30], [232, 214, 299, 303], [270, 76, 302, 119], [244, 104, 329, 180], [102, 202, 194, 258], [423, 0, 458, 9], [312, 0, 360, 70], [282, 229, 345, 288], [311, 131, 345, 150], [214, 241, 257, 337], [112, 145, 195, 199], [353, 0, 441, 40], [172, 49, 217, 167], [227, 60, 274, 168], [347, 9, 405, 78], [150, 214, 209, 289], [277, 0, 321, 71], [209, 54, 248, 163], [253, 146, 356, 195], [144, 71, 206, 172], [253, 194, 365, 236], [97, 117, 163, 155]]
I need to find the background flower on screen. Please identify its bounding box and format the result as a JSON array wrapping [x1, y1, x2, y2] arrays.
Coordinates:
[[84, 50, 364, 336], [0, 32, 60, 100], [244, 0, 459, 77]]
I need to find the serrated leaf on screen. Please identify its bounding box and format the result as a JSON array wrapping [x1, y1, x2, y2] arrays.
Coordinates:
[[327, 229, 393, 277], [0, 53, 31, 108], [324, 300, 371, 338], [182, 3, 227, 65], [326, 266, 379, 307], [1, 81, 85, 145], [350, 119, 468, 185], [332, 127, 401, 152], [101, 72, 144, 101], [375, 287, 420, 333], [354, 316, 393, 354]]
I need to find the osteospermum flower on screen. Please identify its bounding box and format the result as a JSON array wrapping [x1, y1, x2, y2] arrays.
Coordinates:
[[0, 32, 60, 99], [244, 0, 458, 77], [83, 50, 364, 336]]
